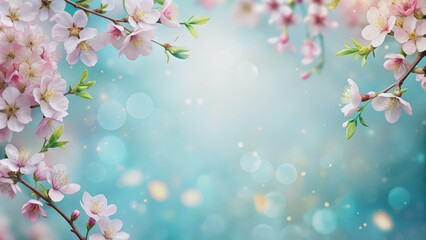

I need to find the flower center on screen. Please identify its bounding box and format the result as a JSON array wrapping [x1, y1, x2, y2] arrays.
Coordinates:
[[8, 9, 19, 21], [42, 0, 52, 9], [134, 10, 145, 22], [79, 41, 90, 51], [341, 86, 352, 104], [242, 3, 253, 13], [41, 91, 56, 102], [52, 169, 70, 189], [5, 105, 18, 117], [131, 36, 143, 48], [69, 24, 82, 37], [408, 32, 417, 40], [18, 148, 30, 167]]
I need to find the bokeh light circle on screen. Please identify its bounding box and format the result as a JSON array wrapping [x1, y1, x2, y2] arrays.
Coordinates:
[[251, 160, 274, 184], [97, 136, 126, 165], [312, 209, 338, 234], [235, 62, 258, 81], [275, 163, 298, 185], [264, 192, 286, 217], [126, 93, 154, 119], [240, 151, 262, 173], [97, 101, 126, 130], [85, 162, 107, 183], [252, 224, 275, 240], [388, 186, 410, 210]]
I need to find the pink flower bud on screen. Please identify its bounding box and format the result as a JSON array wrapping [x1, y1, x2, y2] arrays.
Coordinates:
[[300, 72, 310, 80], [71, 210, 80, 221], [88, 217, 96, 228]]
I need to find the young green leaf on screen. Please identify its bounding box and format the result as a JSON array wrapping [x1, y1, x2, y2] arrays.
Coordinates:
[[346, 121, 357, 139], [188, 17, 210, 25], [359, 116, 369, 127], [76, 91, 93, 100], [48, 124, 64, 145], [185, 24, 198, 39]]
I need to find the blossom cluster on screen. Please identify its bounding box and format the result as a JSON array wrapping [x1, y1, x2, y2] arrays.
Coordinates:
[[337, 0, 426, 139], [0, 139, 129, 239], [230, 0, 339, 80]]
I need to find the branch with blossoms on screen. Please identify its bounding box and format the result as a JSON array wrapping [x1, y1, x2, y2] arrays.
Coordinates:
[[229, 0, 339, 80], [335, 0, 426, 139], [0, 0, 208, 239]]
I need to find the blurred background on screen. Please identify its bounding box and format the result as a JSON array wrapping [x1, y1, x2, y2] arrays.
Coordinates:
[[0, 0, 425, 239]]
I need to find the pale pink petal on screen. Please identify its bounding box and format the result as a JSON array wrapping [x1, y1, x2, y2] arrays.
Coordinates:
[[385, 105, 401, 123], [402, 40, 417, 55], [49, 188, 64, 202], [59, 183, 80, 194], [394, 28, 409, 43], [416, 38, 426, 52], [7, 117, 24, 132], [113, 232, 130, 240], [73, 10, 88, 27], [89, 233, 106, 240], [398, 97, 413, 115], [102, 204, 117, 217]]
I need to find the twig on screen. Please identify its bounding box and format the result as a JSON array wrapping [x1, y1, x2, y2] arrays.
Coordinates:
[[380, 51, 426, 94], [17, 175, 85, 240]]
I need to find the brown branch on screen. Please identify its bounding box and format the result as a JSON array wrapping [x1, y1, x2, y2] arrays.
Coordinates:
[[17, 175, 85, 240], [63, 0, 131, 33], [380, 51, 426, 94]]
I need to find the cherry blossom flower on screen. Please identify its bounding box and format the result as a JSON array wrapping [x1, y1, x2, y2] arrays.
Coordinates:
[[80, 192, 117, 220], [383, 53, 411, 79], [34, 161, 50, 181], [394, 15, 426, 55], [416, 73, 426, 91], [0, 177, 21, 198], [268, 33, 295, 53], [341, 79, 362, 117], [269, 5, 300, 27], [33, 75, 69, 121], [89, 217, 130, 240], [0, 44, 30, 69], [262, 0, 284, 14], [232, 0, 261, 27], [0, 86, 32, 132], [394, 0, 418, 16], [22, 200, 47, 222], [34, 0, 66, 21], [1, 144, 44, 175], [125, 0, 161, 28], [35, 117, 61, 139], [160, 0, 180, 29], [0, 0, 36, 31], [371, 93, 412, 123], [304, 4, 338, 36], [361, 3, 396, 47], [52, 10, 97, 53], [102, 24, 126, 50], [119, 28, 156, 60], [66, 35, 105, 67], [301, 39, 321, 65], [46, 164, 80, 202]]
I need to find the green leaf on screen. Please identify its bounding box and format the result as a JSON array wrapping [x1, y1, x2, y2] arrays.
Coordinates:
[[79, 70, 89, 84], [346, 121, 357, 140], [336, 48, 357, 56], [330, 0, 340, 9], [351, 38, 362, 49], [359, 116, 369, 127], [400, 88, 408, 94], [372, 50, 376, 58], [47, 141, 69, 149], [164, 49, 170, 63], [85, 81, 96, 88], [185, 24, 198, 39], [188, 17, 209, 25], [48, 124, 64, 145], [76, 91, 93, 100], [361, 55, 367, 66]]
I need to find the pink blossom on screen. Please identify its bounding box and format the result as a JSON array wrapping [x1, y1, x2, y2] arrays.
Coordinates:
[[0, 86, 32, 132], [371, 93, 412, 123], [160, 0, 180, 29], [1, 144, 44, 175], [46, 164, 80, 202], [262, 0, 284, 14], [66, 35, 105, 67], [89, 217, 130, 240], [71, 210, 80, 221], [119, 28, 156, 60], [0, 177, 21, 198], [269, 5, 300, 27], [301, 39, 321, 65], [0, 0, 36, 31], [304, 4, 338, 36], [35, 117, 61, 139], [361, 4, 396, 47], [394, 0, 417, 16], [22, 199, 47, 222], [34, 161, 50, 181], [102, 24, 126, 50], [300, 72, 311, 80], [80, 192, 117, 220], [416, 73, 426, 91], [0, 43, 30, 69], [33, 75, 69, 120], [0, 128, 12, 142], [232, 0, 261, 27], [35, 0, 66, 21], [341, 79, 361, 117], [383, 53, 411, 79], [52, 10, 97, 53], [126, 0, 161, 28], [394, 16, 426, 55], [268, 33, 295, 53]]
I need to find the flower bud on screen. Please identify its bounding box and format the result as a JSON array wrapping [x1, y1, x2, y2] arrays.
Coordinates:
[[358, 45, 374, 55], [414, 9, 424, 19], [342, 120, 349, 129], [300, 72, 310, 80], [71, 210, 80, 221], [88, 217, 96, 227]]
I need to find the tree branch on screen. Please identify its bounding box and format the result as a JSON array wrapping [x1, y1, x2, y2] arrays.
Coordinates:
[[17, 175, 85, 240], [380, 51, 426, 94]]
